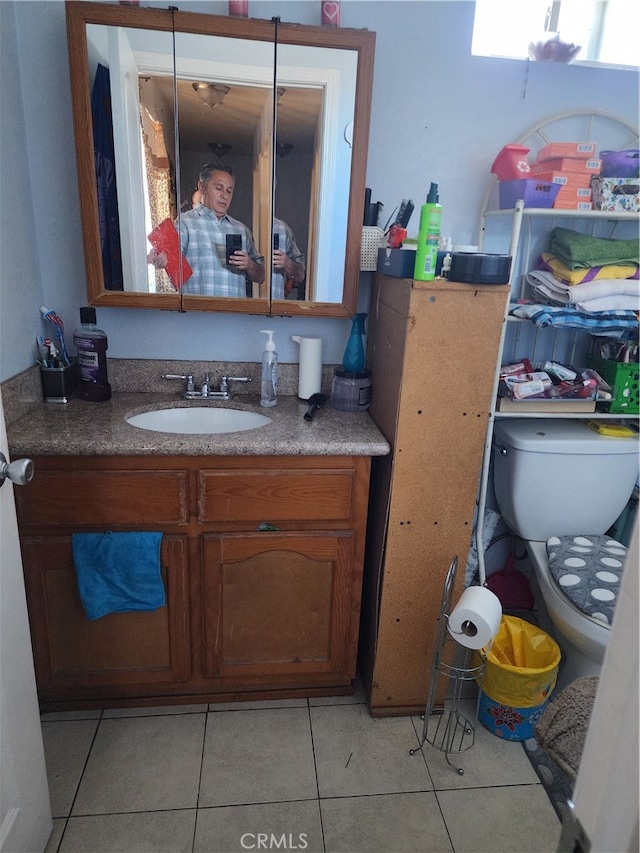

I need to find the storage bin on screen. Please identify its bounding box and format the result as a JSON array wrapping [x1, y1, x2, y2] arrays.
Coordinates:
[[498, 180, 561, 209], [474, 616, 561, 741], [587, 355, 640, 414], [591, 177, 640, 213], [531, 157, 600, 175], [535, 142, 596, 161], [599, 149, 640, 179], [491, 145, 531, 181]]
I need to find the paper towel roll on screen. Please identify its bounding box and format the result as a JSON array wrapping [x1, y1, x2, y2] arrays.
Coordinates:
[[292, 335, 322, 400], [447, 586, 502, 650]]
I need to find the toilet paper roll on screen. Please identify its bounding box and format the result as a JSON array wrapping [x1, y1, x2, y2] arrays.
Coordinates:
[[292, 335, 323, 400], [447, 585, 502, 650]]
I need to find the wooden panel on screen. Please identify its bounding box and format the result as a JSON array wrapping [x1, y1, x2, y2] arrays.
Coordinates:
[[17, 469, 188, 528], [201, 532, 354, 680], [22, 535, 190, 697], [223, 551, 333, 664], [198, 469, 354, 524], [365, 276, 509, 714]]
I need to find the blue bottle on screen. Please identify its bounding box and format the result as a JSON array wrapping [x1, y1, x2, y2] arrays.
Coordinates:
[[342, 313, 367, 372]]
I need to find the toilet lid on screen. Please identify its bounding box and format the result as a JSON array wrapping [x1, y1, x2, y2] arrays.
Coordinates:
[[546, 535, 627, 627]]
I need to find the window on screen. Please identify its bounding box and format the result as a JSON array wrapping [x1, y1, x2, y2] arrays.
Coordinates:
[[472, 0, 639, 69]]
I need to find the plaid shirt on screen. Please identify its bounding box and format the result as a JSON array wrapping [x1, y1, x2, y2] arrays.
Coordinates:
[[178, 205, 264, 297], [272, 218, 306, 300]]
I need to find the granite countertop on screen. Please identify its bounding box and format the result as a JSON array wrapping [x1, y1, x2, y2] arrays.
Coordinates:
[[7, 392, 390, 457]]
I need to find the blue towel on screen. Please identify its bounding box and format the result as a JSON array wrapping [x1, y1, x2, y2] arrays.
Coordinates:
[[72, 531, 165, 620]]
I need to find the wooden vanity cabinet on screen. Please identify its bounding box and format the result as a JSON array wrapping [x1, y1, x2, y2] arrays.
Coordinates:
[[15, 454, 370, 710]]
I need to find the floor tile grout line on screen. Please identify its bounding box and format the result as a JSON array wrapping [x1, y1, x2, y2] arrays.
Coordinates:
[[306, 699, 327, 853], [46, 710, 104, 848], [192, 710, 210, 853], [433, 789, 457, 853]]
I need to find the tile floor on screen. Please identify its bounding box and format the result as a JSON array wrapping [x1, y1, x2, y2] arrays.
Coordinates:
[[41, 681, 561, 853]]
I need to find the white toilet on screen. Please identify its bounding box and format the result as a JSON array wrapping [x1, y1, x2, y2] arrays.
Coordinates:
[[492, 418, 638, 688]]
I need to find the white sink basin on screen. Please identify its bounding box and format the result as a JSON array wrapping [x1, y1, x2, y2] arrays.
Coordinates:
[[126, 407, 271, 434]]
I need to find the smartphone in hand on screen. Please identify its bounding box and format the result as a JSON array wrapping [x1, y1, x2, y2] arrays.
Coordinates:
[[225, 234, 242, 264]]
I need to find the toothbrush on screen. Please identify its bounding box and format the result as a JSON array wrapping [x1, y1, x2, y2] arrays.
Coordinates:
[[40, 305, 70, 365]]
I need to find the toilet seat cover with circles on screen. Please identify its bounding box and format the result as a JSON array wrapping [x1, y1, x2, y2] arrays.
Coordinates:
[[546, 535, 627, 627]]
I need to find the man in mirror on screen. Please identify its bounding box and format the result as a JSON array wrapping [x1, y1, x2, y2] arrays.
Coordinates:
[[148, 161, 264, 296], [272, 217, 306, 300]]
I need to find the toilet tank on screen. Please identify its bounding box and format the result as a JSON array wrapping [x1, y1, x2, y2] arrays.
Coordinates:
[[493, 419, 639, 541]]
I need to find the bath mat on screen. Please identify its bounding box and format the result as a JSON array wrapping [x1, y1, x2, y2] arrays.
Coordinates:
[[522, 736, 574, 821], [534, 676, 598, 780]]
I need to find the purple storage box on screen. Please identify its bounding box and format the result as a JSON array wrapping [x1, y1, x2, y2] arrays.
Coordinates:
[[599, 149, 640, 178], [499, 179, 561, 209]]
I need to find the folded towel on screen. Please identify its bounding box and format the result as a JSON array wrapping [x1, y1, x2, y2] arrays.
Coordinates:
[[540, 252, 639, 285], [510, 302, 639, 336], [526, 270, 640, 311], [549, 227, 640, 270], [72, 531, 164, 620]]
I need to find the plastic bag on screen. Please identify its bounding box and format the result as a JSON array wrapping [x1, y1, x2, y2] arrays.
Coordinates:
[[476, 615, 561, 708]]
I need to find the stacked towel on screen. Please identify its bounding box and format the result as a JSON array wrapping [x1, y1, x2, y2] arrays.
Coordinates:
[[540, 252, 639, 285], [522, 230, 640, 314], [549, 227, 640, 270], [526, 270, 640, 313], [510, 303, 639, 336], [72, 531, 165, 620]]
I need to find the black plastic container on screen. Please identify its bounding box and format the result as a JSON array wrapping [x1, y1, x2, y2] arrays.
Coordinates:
[[40, 359, 78, 403], [448, 252, 511, 285]]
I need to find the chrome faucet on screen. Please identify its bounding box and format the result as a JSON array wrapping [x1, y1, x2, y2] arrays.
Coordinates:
[[200, 373, 212, 397], [162, 373, 250, 400]]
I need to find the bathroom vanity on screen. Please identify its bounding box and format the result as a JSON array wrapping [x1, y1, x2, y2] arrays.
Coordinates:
[[8, 392, 388, 711]]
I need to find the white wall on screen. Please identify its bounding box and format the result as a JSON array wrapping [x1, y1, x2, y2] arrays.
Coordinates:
[[1, 0, 638, 381]]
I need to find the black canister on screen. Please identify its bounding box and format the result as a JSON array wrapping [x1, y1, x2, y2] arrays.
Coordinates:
[[331, 369, 371, 412]]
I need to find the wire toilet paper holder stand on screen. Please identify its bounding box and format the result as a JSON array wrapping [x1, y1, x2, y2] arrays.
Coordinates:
[[409, 556, 487, 775]]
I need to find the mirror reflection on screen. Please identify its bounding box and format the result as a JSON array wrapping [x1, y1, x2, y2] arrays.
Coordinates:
[[86, 22, 177, 296], [70, 4, 374, 316], [274, 42, 357, 304]]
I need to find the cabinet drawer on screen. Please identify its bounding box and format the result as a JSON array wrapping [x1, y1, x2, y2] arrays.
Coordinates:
[[198, 469, 355, 524], [17, 469, 189, 528]]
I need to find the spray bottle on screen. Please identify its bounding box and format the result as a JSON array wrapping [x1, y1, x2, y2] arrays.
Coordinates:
[[260, 330, 278, 407], [413, 182, 442, 282], [342, 313, 367, 373]]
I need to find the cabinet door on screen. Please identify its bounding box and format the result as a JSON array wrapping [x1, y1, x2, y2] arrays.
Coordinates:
[[21, 535, 190, 702], [201, 531, 356, 684]]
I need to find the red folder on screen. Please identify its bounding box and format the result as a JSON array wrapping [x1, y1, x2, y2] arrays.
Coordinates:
[[148, 218, 192, 290]]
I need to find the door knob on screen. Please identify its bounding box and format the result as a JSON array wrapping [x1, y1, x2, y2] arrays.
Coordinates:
[[0, 451, 34, 488]]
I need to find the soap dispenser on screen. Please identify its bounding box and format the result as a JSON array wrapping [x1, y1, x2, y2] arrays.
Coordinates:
[[260, 330, 278, 407], [342, 313, 367, 373]]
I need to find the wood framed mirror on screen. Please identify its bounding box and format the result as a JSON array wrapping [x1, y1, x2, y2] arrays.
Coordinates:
[[65, 2, 375, 318]]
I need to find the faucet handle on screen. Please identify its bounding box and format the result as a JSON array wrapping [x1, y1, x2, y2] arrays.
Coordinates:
[[162, 373, 195, 393], [220, 376, 250, 397]]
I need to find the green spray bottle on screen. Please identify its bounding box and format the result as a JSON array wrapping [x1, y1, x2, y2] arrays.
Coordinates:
[[413, 182, 441, 281]]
